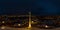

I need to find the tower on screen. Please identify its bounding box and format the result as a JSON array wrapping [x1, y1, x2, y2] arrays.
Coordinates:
[[28, 12, 31, 28]]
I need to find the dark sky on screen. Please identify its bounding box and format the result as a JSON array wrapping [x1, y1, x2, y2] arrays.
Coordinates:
[[0, 0, 60, 16]]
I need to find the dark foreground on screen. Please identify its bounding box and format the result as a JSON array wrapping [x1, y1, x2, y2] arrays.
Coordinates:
[[0, 26, 60, 30]]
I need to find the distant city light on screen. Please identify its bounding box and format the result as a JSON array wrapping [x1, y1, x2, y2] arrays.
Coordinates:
[[45, 25, 48, 28], [32, 21, 34, 23], [1, 26, 5, 29], [18, 24, 21, 26], [2, 21, 5, 23], [31, 21, 38, 24]]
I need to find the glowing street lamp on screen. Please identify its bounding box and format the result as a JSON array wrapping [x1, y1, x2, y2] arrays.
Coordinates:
[[45, 25, 48, 28], [32, 21, 34, 23], [1, 26, 5, 29], [18, 24, 21, 26], [2, 21, 5, 23]]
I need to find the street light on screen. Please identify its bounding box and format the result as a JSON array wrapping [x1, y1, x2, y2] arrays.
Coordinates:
[[32, 21, 34, 23], [2, 21, 5, 23], [18, 24, 21, 26], [1, 26, 5, 29], [45, 25, 48, 28]]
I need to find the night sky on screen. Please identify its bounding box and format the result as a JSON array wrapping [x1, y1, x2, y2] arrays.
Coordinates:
[[0, 0, 60, 16]]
